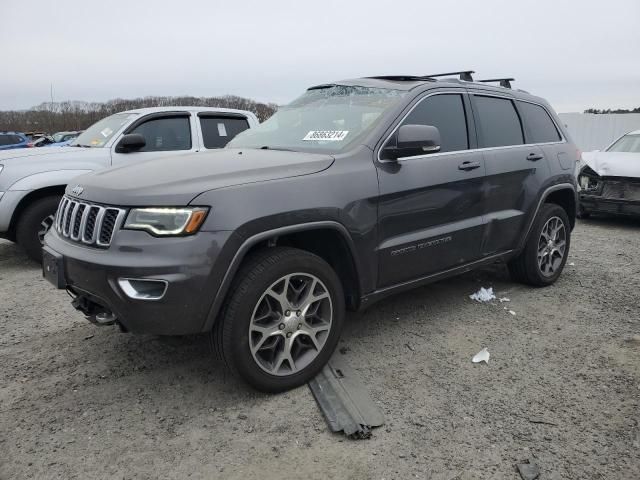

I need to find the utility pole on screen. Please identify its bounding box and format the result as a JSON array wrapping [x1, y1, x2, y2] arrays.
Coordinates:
[[50, 83, 54, 133]]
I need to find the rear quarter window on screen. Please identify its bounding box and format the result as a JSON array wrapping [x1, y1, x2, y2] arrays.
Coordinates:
[[517, 101, 561, 143], [473, 95, 524, 148], [200, 116, 249, 149]]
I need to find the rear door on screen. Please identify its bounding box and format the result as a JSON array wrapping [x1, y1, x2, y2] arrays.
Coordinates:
[[469, 93, 550, 255], [110, 112, 198, 166], [376, 91, 486, 287], [197, 114, 250, 149]]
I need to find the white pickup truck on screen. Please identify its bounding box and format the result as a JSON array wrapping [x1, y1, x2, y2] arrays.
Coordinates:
[[0, 106, 259, 261]]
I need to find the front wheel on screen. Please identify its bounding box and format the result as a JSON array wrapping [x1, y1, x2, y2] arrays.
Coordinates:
[[213, 247, 345, 392], [15, 195, 61, 263], [508, 203, 571, 286]]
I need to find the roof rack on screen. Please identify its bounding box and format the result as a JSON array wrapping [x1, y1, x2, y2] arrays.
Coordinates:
[[424, 70, 475, 82], [479, 78, 515, 89]]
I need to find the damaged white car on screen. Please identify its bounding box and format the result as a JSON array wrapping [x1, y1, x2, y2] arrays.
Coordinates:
[[578, 129, 640, 218]]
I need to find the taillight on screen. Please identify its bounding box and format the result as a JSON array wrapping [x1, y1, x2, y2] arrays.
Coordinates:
[[26, 142, 34, 148]]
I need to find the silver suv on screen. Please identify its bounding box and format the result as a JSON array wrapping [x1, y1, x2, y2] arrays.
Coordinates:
[[0, 106, 258, 261]]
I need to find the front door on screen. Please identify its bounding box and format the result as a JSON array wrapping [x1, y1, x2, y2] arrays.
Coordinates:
[[376, 91, 486, 288]]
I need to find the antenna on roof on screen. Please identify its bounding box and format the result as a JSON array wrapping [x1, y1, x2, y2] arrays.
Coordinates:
[[425, 70, 475, 82], [479, 78, 515, 89]]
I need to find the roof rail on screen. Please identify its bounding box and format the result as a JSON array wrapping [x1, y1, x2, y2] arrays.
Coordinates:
[[368, 75, 436, 82], [479, 78, 515, 89], [424, 70, 475, 82]]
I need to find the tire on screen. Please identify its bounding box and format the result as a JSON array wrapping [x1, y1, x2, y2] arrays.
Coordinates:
[[577, 204, 591, 219], [213, 247, 345, 392], [508, 203, 571, 287], [15, 195, 61, 263]]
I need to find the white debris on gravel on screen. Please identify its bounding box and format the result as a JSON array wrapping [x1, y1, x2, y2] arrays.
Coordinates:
[[472, 348, 490, 364], [508, 310, 516, 316], [469, 287, 495, 302], [569, 262, 575, 266], [499, 297, 510, 303]]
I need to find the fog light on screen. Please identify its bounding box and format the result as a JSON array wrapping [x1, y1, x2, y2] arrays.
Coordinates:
[[118, 278, 168, 300]]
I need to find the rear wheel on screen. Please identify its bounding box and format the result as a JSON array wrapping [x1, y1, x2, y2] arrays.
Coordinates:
[[15, 195, 61, 263], [508, 203, 571, 286], [213, 247, 345, 392]]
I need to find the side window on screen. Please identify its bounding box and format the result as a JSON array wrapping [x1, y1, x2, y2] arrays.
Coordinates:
[[200, 116, 249, 149], [473, 96, 524, 148], [402, 94, 468, 152], [0, 136, 11, 146], [517, 101, 561, 143], [129, 116, 192, 152]]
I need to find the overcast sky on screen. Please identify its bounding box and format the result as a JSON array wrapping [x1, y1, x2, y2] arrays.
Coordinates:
[[2, 0, 639, 113]]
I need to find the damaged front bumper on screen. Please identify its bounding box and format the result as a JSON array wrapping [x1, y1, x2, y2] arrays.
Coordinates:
[[578, 172, 640, 217], [580, 194, 640, 216]]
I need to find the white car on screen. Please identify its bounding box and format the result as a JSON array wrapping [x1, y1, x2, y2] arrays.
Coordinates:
[[0, 106, 259, 261], [577, 129, 640, 218]]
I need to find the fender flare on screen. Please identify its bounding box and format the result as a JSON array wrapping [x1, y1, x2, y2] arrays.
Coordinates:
[[519, 182, 577, 249], [201, 220, 360, 332]]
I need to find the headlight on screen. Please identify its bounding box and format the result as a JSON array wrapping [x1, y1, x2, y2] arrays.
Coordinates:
[[578, 173, 601, 192], [124, 207, 208, 236]]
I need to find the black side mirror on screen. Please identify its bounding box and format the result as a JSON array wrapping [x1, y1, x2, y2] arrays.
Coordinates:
[[382, 124, 441, 161], [116, 133, 146, 153]]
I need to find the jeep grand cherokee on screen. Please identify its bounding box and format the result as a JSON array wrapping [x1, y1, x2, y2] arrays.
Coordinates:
[[43, 71, 579, 392]]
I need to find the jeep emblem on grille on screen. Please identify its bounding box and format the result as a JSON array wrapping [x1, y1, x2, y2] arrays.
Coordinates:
[[71, 185, 84, 196]]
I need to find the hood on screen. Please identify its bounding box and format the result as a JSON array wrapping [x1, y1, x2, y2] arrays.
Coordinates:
[[0, 146, 109, 192], [67, 148, 335, 206], [581, 151, 640, 178], [0, 146, 95, 162]]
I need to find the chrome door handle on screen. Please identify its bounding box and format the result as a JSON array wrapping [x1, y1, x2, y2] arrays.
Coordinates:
[[527, 152, 544, 161]]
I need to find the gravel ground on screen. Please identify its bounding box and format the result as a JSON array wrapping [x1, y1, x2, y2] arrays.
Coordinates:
[[1, 217, 639, 480]]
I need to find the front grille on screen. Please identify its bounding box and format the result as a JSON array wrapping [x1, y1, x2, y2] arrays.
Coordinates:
[[601, 180, 640, 201], [54, 196, 126, 247]]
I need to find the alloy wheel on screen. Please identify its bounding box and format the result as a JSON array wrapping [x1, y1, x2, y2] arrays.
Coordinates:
[[537, 216, 567, 277], [38, 214, 55, 245], [249, 273, 333, 376]]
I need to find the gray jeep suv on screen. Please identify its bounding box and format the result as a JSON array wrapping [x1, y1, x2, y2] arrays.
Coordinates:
[[43, 71, 579, 392]]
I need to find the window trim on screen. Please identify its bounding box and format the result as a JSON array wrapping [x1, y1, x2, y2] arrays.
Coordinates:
[[470, 94, 526, 149], [122, 112, 193, 152], [378, 91, 568, 163], [467, 92, 566, 145], [515, 99, 563, 144], [197, 114, 251, 150], [377, 90, 475, 163], [196, 112, 249, 120]]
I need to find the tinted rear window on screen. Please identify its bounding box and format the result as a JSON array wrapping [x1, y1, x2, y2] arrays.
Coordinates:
[[474, 96, 524, 148], [200, 116, 249, 149], [403, 94, 468, 152], [518, 101, 561, 143]]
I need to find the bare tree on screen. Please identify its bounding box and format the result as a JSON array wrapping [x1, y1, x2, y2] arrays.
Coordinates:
[[0, 95, 278, 133]]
